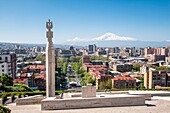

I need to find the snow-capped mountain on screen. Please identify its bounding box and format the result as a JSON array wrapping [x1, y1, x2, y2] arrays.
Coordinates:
[[64, 33, 170, 47], [93, 33, 136, 41], [67, 33, 136, 43]]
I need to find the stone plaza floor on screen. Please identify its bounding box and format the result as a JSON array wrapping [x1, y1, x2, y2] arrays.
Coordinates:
[[6, 97, 170, 113]]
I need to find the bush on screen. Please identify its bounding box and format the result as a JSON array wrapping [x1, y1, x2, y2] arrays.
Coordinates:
[[21, 92, 26, 97], [0, 104, 11, 113], [3, 86, 17, 92], [10, 93, 15, 102], [0, 90, 63, 102], [17, 93, 22, 98], [14, 84, 33, 92], [1, 94, 8, 104]]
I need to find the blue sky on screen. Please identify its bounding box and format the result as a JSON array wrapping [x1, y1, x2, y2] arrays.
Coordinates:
[[0, 0, 169, 44]]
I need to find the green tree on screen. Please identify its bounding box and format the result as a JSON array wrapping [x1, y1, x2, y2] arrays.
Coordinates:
[[90, 56, 108, 61], [138, 76, 144, 89], [0, 74, 13, 86], [56, 57, 64, 68], [99, 81, 106, 90], [71, 62, 82, 74], [87, 76, 95, 85], [0, 104, 11, 113], [133, 64, 140, 72], [105, 79, 112, 89], [155, 66, 170, 71], [80, 77, 86, 86], [35, 54, 45, 63], [62, 62, 68, 74], [70, 56, 82, 62]]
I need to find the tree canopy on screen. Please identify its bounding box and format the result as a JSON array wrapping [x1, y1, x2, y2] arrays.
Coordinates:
[[90, 56, 108, 61], [155, 66, 170, 71], [0, 74, 13, 86], [132, 64, 141, 72]]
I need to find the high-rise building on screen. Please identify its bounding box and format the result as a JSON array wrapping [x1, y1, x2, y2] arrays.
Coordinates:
[[88, 44, 97, 52], [0, 53, 16, 78]]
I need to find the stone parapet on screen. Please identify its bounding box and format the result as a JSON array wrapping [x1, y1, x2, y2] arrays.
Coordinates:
[[16, 95, 45, 105], [41, 95, 145, 110]]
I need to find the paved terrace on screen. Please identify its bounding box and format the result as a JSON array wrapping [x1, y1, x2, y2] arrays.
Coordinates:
[[6, 96, 170, 113]]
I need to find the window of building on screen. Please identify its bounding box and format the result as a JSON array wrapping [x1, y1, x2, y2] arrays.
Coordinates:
[[0, 57, 2, 60], [2, 69, 4, 72], [5, 57, 8, 62], [2, 65, 4, 68]]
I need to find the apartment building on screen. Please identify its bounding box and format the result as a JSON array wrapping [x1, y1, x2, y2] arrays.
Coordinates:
[[113, 63, 133, 72], [0, 53, 16, 78], [112, 76, 136, 89], [144, 70, 169, 89]]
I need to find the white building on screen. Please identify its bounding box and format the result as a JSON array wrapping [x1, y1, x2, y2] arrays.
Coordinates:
[[0, 62, 11, 76], [0, 53, 16, 78]]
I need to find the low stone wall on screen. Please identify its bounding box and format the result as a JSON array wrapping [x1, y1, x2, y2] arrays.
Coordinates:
[[16, 95, 45, 105], [133, 94, 152, 100], [68, 93, 82, 98], [41, 95, 145, 110]]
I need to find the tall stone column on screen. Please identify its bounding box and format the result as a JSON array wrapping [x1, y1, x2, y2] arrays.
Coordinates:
[[46, 19, 55, 97]]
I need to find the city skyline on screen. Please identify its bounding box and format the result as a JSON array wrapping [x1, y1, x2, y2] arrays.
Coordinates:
[[0, 0, 170, 44]]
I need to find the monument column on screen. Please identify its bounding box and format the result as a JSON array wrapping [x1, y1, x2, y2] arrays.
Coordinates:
[[46, 19, 55, 97]]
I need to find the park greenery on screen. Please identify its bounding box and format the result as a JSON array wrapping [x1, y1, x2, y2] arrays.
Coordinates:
[[131, 64, 141, 72], [1, 83, 33, 92], [155, 66, 170, 71], [138, 76, 144, 89], [71, 62, 82, 74], [90, 56, 108, 61], [0, 104, 11, 113], [99, 79, 112, 90], [69, 56, 82, 62], [0, 74, 13, 86], [62, 62, 68, 74], [0, 74, 32, 92], [70, 61, 96, 86], [0, 90, 65, 105], [35, 54, 45, 63], [148, 65, 170, 71]]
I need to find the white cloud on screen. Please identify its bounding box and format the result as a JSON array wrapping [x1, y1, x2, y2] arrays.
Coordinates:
[[166, 40, 170, 42], [67, 32, 136, 43]]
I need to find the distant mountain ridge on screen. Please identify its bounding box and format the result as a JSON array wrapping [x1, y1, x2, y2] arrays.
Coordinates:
[[67, 33, 136, 43], [0, 32, 170, 49], [94, 33, 136, 41], [64, 32, 170, 48]]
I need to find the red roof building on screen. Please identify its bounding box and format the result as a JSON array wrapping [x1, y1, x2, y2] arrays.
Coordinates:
[[13, 78, 28, 85], [35, 72, 46, 90], [112, 76, 136, 89]]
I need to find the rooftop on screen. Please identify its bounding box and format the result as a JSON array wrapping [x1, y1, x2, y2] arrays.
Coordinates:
[[113, 76, 135, 81]]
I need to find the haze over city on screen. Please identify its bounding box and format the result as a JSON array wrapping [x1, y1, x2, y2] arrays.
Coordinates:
[[0, 0, 170, 44]]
